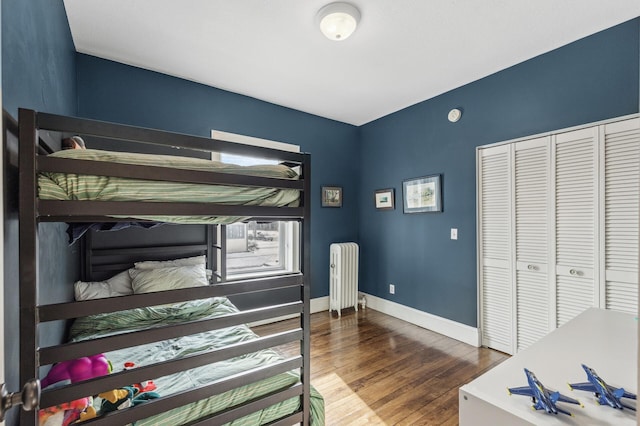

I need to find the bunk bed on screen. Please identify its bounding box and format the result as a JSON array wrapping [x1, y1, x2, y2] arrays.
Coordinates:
[[16, 108, 319, 425]]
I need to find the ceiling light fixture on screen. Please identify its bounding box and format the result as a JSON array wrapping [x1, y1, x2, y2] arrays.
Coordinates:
[[317, 2, 360, 41]]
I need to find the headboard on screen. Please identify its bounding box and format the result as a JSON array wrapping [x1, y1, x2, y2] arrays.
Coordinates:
[[81, 224, 216, 281]]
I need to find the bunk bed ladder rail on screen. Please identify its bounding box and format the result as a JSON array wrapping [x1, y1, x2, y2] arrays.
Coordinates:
[[18, 108, 40, 426], [301, 153, 312, 425]]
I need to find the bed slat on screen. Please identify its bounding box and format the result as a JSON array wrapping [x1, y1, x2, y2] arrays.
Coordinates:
[[38, 274, 303, 322], [38, 157, 304, 190], [36, 111, 304, 163], [40, 332, 303, 408], [39, 302, 303, 365], [38, 199, 304, 220], [265, 412, 305, 426], [185, 384, 303, 426]]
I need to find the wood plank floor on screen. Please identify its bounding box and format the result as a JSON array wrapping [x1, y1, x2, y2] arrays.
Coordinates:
[[254, 308, 509, 425]]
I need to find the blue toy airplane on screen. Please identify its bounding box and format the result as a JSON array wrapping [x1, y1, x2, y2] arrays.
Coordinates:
[[568, 364, 636, 411], [508, 368, 583, 416]]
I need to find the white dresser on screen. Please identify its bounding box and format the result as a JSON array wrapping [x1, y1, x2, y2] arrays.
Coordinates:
[[459, 308, 637, 425]]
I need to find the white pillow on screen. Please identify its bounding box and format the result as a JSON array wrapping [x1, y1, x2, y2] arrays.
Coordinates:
[[74, 269, 134, 301], [134, 255, 206, 270], [130, 264, 208, 294]]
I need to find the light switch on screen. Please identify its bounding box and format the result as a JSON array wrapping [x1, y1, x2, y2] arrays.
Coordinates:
[[451, 228, 458, 240]]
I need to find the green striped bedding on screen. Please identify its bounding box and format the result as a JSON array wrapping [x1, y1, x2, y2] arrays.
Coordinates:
[[37, 149, 300, 224], [70, 297, 324, 425]]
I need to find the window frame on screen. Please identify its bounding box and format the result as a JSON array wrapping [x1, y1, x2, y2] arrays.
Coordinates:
[[211, 130, 301, 282]]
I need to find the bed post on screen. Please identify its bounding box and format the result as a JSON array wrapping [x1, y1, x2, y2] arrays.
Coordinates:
[[301, 153, 311, 425], [18, 108, 39, 426]]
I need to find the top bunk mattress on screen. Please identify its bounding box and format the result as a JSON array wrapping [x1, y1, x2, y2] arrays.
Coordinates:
[[37, 149, 301, 224]]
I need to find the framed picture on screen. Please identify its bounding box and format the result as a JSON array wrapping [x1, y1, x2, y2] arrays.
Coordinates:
[[321, 186, 342, 207], [402, 174, 442, 213], [374, 188, 395, 210]]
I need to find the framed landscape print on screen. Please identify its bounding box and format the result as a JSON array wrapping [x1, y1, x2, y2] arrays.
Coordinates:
[[374, 188, 395, 210], [321, 186, 342, 207], [402, 174, 442, 213]]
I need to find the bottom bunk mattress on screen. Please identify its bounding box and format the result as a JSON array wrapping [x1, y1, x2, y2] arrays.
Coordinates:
[[67, 297, 324, 425]]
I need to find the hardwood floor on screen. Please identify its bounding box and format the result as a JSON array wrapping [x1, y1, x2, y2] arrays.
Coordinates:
[[254, 308, 508, 425]]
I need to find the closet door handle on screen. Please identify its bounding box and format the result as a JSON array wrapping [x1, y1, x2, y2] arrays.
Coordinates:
[[569, 269, 578, 276], [0, 379, 40, 421], [527, 264, 538, 271]]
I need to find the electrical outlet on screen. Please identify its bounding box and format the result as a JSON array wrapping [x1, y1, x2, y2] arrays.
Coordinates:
[[451, 228, 458, 240], [389, 284, 395, 294]]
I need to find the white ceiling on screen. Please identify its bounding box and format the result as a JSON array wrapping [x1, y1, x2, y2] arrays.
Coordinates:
[[64, 1, 640, 126]]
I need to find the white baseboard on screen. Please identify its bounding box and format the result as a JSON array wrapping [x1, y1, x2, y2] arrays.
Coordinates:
[[361, 293, 480, 347], [250, 295, 479, 348], [249, 296, 329, 327], [310, 296, 329, 313]]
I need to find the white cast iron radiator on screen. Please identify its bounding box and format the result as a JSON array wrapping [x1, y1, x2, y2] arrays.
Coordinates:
[[329, 242, 359, 317]]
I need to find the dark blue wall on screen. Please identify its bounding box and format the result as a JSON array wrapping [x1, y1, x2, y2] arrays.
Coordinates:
[[2, 0, 76, 117], [76, 54, 360, 300], [358, 18, 640, 327], [2, 1, 78, 424]]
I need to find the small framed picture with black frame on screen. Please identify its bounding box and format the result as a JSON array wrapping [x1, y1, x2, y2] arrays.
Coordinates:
[[321, 186, 342, 208], [374, 188, 395, 210]]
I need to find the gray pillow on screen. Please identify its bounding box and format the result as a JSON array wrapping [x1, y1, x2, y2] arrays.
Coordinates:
[[134, 255, 206, 270], [130, 264, 208, 294]]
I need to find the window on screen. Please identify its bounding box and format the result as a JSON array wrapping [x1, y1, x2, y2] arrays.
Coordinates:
[[225, 220, 299, 278], [212, 130, 300, 280]]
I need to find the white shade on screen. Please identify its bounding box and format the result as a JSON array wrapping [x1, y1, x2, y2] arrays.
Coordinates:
[[317, 2, 360, 41]]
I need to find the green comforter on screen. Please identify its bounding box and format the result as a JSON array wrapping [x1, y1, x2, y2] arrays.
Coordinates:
[[38, 149, 300, 224], [70, 297, 324, 425]]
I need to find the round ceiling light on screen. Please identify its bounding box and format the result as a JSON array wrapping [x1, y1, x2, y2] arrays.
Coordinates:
[[317, 2, 360, 41]]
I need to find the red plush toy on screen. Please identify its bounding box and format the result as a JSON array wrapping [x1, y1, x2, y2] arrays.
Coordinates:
[[41, 354, 110, 388]]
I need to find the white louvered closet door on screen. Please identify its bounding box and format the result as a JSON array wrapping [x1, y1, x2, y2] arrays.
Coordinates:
[[478, 145, 513, 354], [601, 118, 639, 315], [554, 127, 599, 327], [513, 137, 551, 351]]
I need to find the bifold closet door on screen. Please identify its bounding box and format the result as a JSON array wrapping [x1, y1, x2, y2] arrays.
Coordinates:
[[601, 118, 639, 315], [513, 137, 551, 351], [554, 127, 599, 327], [478, 145, 513, 354]]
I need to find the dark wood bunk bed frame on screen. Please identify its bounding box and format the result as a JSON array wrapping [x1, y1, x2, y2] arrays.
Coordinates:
[[17, 108, 313, 425]]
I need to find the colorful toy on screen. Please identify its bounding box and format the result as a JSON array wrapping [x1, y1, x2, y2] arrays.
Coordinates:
[[100, 386, 136, 412], [41, 354, 110, 388], [569, 364, 637, 411], [132, 391, 160, 406], [508, 368, 583, 416], [76, 406, 98, 423], [100, 386, 160, 413], [122, 362, 157, 393], [38, 395, 91, 425]]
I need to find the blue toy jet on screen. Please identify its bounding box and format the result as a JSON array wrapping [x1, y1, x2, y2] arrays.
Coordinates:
[[568, 364, 636, 411], [508, 368, 583, 416]]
